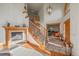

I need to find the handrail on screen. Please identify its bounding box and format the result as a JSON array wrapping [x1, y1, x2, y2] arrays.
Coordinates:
[[40, 23, 47, 31], [29, 20, 40, 30], [29, 18, 48, 46], [29, 20, 47, 32], [40, 24, 48, 42], [29, 20, 48, 38]]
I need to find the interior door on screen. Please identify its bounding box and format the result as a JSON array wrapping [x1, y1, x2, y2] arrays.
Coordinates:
[[64, 18, 70, 44]]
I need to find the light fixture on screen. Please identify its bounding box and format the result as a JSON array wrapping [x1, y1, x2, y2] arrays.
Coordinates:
[[22, 3, 28, 18], [47, 4, 52, 15]]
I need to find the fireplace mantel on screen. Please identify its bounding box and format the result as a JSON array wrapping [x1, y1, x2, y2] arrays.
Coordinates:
[[3, 26, 28, 48]]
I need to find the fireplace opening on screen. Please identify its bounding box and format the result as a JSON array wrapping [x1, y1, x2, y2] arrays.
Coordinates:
[[11, 32, 23, 42], [10, 31, 26, 45]]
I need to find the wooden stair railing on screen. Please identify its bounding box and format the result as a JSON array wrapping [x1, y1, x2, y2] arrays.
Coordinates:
[[29, 20, 67, 56], [28, 16, 72, 56], [29, 15, 40, 26], [39, 22, 48, 40], [29, 20, 41, 44], [29, 20, 47, 49]]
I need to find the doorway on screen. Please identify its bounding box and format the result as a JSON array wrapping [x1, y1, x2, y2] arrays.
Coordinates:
[[64, 18, 70, 44]]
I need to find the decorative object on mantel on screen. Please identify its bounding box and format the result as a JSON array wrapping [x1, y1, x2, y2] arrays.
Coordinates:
[[6, 22, 10, 27], [14, 24, 26, 27], [22, 24, 26, 27], [15, 25, 20, 27]]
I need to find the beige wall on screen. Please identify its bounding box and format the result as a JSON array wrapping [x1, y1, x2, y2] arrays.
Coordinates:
[[70, 4, 79, 56], [0, 3, 29, 44], [0, 3, 28, 25], [39, 3, 65, 34]]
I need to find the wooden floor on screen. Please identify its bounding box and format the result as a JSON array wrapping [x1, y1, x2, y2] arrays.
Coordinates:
[[23, 41, 65, 56], [23, 41, 51, 56], [0, 43, 3, 48], [0, 41, 65, 56]]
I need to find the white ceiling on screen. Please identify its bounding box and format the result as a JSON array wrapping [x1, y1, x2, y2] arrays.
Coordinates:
[[28, 3, 65, 12], [27, 3, 65, 21], [27, 3, 43, 11]]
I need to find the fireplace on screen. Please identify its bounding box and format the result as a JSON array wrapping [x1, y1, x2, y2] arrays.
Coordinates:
[[3, 26, 28, 48], [10, 31, 25, 43]]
